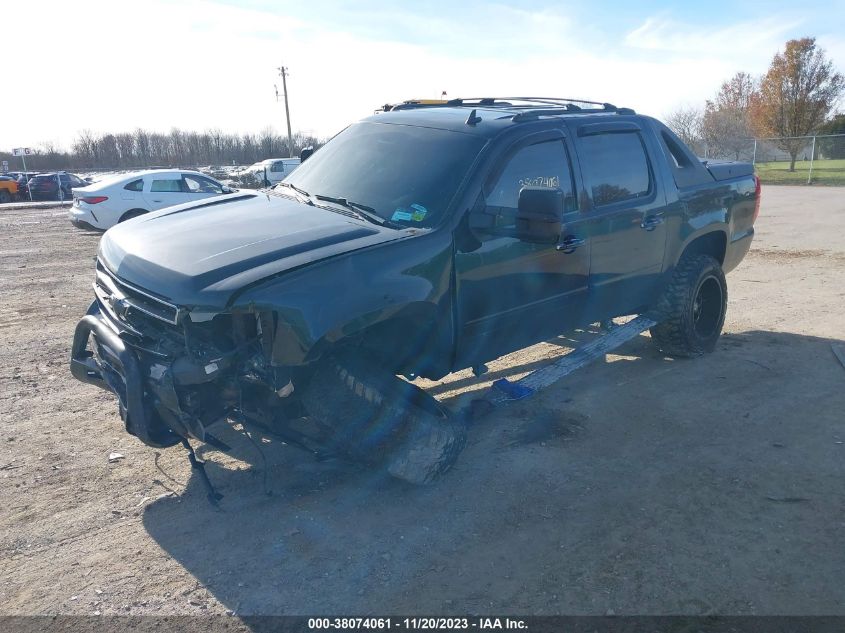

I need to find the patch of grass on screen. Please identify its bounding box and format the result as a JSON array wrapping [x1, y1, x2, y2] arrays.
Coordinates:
[[755, 159, 845, 185]]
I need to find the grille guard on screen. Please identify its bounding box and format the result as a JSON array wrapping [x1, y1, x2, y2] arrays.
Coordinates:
[[70, 307, 181, 448]]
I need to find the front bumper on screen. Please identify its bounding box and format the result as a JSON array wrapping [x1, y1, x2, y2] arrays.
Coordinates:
[[71, 305, 181, 448]]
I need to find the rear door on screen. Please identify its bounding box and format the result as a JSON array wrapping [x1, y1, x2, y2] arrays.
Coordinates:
[[572, 122, 668, 319], [143, 174, 190, 209]]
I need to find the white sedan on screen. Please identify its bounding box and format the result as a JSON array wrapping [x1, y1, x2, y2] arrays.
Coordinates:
[[69, 169, 234, 230]]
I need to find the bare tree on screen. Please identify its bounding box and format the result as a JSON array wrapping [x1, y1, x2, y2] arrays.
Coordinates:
[[751, 37, 845, 171], [134, 128, 150, 166], [665, 105, 704, 153], [11, 126, 325, 171], [115, 133, 135, 167], [73, 130, 98, 168]]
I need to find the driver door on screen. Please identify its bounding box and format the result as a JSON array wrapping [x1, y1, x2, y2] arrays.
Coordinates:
[[455, 133, 590, 367]]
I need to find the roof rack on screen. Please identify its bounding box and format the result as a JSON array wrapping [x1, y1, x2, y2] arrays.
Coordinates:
[[379, 97, 635, 120]]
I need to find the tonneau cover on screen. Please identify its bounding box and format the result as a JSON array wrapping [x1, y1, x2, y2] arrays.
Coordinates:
[[703, 160, 754, 181]]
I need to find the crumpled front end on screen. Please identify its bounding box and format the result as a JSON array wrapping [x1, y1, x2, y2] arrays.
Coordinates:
[[70, 259, 278, 448]]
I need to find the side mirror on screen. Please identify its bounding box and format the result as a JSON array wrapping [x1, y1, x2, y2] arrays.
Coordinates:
[[221, 185, 233, 194], [515, 186, 563, 244]]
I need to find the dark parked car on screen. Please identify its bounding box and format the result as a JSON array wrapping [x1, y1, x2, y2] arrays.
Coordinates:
[[27, 172, 88, 200], [5, 172, 38, 199], [71, 97, 759, 487]]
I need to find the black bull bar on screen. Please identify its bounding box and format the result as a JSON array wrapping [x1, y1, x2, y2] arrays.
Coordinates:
[[70, 313, 180, 448]]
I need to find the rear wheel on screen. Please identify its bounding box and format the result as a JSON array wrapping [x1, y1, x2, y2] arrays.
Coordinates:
[[119, 209, 148, 223], [650, 254, 728, 357], [301, 354, 466, 484], [0, 190, 11, 204]]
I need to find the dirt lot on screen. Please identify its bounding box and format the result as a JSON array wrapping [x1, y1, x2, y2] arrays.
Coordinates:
[[1, 186, 844, 616]]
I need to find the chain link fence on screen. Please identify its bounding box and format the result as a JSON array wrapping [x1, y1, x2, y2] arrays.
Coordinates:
[[695, 133, 845, 185]]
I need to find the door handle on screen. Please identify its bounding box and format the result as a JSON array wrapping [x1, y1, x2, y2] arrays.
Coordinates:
[[556, 235, 586, 254], [641, 215, 664, 231]]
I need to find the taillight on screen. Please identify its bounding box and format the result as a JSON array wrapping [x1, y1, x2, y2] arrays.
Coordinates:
[[80, 196, 108, 204], [752, 175, 761, 223]]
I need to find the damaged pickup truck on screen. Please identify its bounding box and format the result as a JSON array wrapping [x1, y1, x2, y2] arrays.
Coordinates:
[[71, 97, 759, 487]]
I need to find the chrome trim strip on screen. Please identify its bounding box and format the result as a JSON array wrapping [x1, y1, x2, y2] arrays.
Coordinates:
[[96, 261, 180, 325]]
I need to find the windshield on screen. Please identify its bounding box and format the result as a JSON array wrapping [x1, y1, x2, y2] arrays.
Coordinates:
[[282, 121, 485, 227]]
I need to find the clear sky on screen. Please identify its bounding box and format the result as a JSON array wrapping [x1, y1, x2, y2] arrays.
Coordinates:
[[3, 0, 844, 151]]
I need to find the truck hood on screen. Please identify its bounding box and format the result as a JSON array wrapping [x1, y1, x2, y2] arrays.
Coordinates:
[[98, 191, 404, 309]]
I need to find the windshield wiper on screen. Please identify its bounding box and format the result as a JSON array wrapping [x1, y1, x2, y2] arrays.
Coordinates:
[[276, 182, 314, 205], [314, 194, 393, 227]]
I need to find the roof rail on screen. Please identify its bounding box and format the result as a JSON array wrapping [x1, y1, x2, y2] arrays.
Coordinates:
[[512, 104, 636, 121], [379, 97, 635, 118]]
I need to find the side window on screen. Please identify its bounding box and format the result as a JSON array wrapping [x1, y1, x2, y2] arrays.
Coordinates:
[[579, 132, 651, 207], [270, 161, 285, 173], [183, 175, 223, 194], [486, 140, 575, 228], [124, 179, 143, 192], [60, 174, 70, 183], [150, 179, 182, 193]]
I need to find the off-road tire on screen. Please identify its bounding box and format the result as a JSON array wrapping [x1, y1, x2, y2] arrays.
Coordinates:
[[650, 254, 728, 358], [301, 355, 466, 484], [0, 190, 11, 204], [119, 209, 148, 223]]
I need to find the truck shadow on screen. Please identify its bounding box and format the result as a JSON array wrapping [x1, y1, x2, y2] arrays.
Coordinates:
[[141, 328, 845, 617]]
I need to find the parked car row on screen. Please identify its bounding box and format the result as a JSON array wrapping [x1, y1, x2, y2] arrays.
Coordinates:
[[0, 171, 90, 202], [69, 169, 235, 230], [67, 156, 307, 229], [1, 155, 303, 208]]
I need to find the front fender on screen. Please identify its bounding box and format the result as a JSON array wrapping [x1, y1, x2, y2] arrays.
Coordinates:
[[232, 230, 455, 375]]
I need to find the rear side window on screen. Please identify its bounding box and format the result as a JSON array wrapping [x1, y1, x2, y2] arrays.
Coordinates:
[[150, 179, 182, 192], [580, 132, 651, 207], [124, 179, 143, 192]]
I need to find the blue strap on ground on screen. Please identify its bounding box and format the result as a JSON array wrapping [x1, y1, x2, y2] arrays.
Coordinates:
[[485, 315, 658, 407], [492, 378, 535, 400]]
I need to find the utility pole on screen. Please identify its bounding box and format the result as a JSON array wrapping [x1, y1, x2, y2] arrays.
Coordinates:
[[277, 65, 294, 156]]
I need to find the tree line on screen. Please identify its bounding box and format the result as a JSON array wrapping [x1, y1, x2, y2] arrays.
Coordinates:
[[666, 37, 844, 171], [1, 127, 324, 172]]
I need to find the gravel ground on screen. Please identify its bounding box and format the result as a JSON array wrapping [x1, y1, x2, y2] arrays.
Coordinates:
[[1, 186, 844, 616]]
